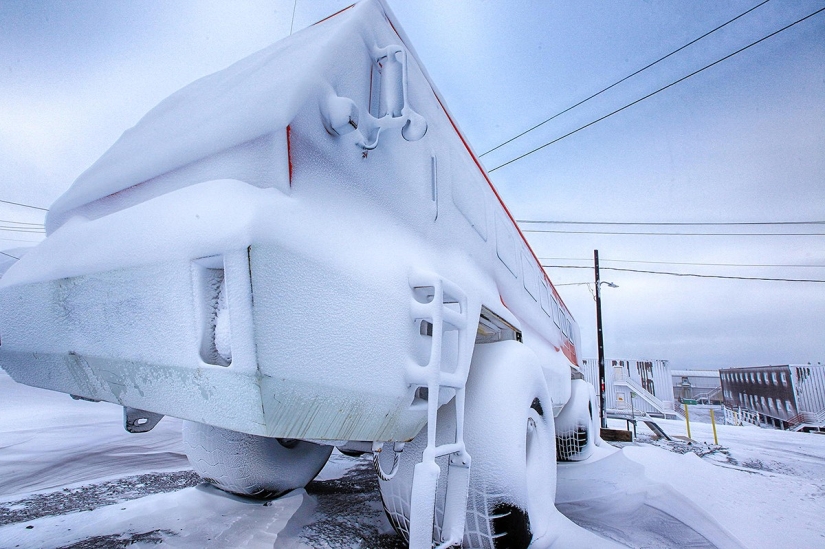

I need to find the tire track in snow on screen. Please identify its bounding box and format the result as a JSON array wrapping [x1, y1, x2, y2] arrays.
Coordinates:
[[0, 471, 200, 527]]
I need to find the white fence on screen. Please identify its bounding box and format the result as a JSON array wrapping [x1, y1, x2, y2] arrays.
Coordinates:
[[723, 406, 761, 427]]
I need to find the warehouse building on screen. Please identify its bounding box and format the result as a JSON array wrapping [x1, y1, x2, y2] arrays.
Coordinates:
[[720, 364, 825, 431], [672, 369, 722, 404]]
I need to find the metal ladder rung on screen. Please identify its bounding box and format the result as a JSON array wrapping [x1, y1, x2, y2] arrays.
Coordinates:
[[406, 271, 473, 549]]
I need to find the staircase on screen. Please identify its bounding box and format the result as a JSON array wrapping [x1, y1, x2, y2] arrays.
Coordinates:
[[788, 409, 825, 432], [613, 373, 680, 419]]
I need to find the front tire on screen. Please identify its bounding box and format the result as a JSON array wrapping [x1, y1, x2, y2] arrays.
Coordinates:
[[183, 421, 332, 498], [379, 341, 557, 548]]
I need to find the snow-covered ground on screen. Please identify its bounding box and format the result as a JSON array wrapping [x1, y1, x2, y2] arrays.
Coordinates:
[[1, 370, 823, 548]]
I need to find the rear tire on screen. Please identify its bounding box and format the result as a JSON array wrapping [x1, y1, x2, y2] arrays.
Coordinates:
[[183, 421, 332, 498], [554, 378, 598, 461], [379, 341, 557, 548]]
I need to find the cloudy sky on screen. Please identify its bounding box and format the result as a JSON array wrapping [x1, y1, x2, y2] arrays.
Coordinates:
[[1, 0, 823, 370]]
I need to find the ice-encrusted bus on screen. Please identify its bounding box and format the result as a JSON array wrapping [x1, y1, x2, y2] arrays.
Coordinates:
[[0, 1, 599, 547]]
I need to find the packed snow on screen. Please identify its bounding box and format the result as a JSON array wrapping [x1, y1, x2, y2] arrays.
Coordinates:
[[1, 2, 823, 548], [1, 370, 823, 548]]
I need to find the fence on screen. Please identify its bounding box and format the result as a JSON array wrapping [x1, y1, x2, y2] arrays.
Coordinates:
[[723, 406, 761, 427]]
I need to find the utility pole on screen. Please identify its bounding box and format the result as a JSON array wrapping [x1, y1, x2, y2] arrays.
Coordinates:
[[594, 249, 608, 429]]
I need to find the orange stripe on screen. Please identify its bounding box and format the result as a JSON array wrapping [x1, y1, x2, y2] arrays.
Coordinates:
[[286, 125, 293, 185], [312, 4, 355, 26]]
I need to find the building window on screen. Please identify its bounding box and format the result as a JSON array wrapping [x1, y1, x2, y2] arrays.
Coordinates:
[[786, 400, 793, 412], [781, 372, 787, 385], [760, 396, 766, 409], [772, 372, 777, 384]]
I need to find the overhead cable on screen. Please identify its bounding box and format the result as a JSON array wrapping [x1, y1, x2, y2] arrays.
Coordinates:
[[488, 6, 825, 173], [0, 227, 46, 233], [542, 264, 825, 283], [480, 0, 771, 157], [519, 219, 825, 226], [0, 219, 44, 226], [0, 199, 48, 211], [539, 257, 825, 268], [0, 237, 42, 243]]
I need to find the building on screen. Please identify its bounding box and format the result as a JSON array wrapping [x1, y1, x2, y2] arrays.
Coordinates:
[[582, 358, 679, 419], [720, 364, 825, 431], [672, 369, 722, 404]]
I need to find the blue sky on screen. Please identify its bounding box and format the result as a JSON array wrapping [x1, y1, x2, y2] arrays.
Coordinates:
[[1, 0, 823, 369]]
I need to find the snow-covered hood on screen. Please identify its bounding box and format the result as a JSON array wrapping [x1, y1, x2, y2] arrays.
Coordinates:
[[45, 0, 422, 234]]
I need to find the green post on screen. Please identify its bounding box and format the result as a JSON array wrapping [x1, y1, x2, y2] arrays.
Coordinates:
[[684, 402, 692, 440]]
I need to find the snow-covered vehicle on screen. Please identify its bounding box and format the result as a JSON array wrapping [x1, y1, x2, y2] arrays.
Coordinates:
[[0, 1, 599, 547]]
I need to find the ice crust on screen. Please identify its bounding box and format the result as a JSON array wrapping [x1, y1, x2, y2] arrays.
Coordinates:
[[1, 0, 579, 444]]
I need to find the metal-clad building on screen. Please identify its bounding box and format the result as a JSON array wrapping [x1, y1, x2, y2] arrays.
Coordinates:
[[671, 369, 722, 404], [582, 358, 678, 418], [720, 363, 825, 431]]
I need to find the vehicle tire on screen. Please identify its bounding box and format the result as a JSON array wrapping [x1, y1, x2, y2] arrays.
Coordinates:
[[379, 340, 557, 548], [554, 378, 598, 461], [182, 421, 332, 498]]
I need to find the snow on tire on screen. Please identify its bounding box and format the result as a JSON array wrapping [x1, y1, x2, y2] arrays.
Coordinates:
[[379, 340, 557, 548], [183, 421, 332, 498], [554, 378, 598, 461]]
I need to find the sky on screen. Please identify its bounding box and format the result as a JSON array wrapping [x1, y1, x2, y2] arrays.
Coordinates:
[[1, 0, 823, 370]]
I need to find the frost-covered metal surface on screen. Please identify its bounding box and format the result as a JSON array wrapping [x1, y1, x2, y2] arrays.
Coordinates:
[[0, 0, 580, 443]]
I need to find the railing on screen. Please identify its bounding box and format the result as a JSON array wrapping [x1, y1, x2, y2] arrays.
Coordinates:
[[691, 387, 723, 403], [614, 375, 679, 419], [788, 409, 825, 431], [723, 406, 761, 427], [671, 399, 686, 419]]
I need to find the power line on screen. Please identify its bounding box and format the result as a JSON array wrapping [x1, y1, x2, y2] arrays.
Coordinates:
[[0, 250, 20, 260], [0, 219, 44, 226], [519, 219, 825, 226], [480, 0, 771, 157], [488, 6, 825, 173], [523, 228, 825, 236], [0, 198, 48, 211], [0, 227, 46, 233], [0, 237, 42, 243], [542, 264, 825, 283], [539, 257, 825, 268]]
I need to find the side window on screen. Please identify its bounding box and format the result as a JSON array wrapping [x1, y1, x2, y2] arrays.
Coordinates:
[[451, 151, 487, 240], [495, 214, 518, 277], [540, 280, 551, 317], [551, 297, 560, 327], [521, 252, 538, 301]]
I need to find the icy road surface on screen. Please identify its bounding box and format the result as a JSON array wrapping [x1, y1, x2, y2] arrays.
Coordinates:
[[1, 370, 824, 549]]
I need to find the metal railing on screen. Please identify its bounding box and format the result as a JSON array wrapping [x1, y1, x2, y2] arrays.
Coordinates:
[[614, 375, 679, 419], [723, 406, 761, 427], [788, 409, 825, 431]]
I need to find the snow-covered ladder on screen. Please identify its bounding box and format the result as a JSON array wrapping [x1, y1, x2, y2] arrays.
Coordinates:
[[407, 271, 475, 549]]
